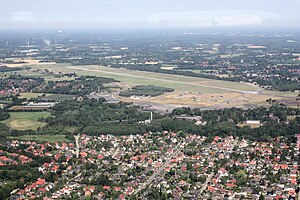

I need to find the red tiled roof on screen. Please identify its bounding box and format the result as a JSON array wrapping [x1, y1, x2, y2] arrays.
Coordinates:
[[103, 186, 110, 190]]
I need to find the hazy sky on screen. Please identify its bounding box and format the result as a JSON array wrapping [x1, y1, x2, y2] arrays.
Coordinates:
[[1, 0, 300, 29]]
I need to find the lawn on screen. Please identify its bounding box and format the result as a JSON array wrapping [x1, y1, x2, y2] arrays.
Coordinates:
[[8, 134, 70, 143], [2, 112, 51, 130]]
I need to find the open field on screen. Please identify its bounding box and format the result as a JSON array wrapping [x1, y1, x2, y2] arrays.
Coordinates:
[[237, 123, 261, 129], [5, 59, 56, 68], [20, 93, 75, 101], [40, 94, 76, 101], [8, 61, 299, 109], [2, 112, 51, 130], [8, 134, 70, 143], [8, 106, 49, 111], [19, 93, 51, 99]]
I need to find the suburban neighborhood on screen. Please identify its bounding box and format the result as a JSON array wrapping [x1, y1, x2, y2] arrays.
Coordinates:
[[0, 132, 299, 199]]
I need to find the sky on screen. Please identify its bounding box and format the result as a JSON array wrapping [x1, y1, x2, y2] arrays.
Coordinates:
[[0, 0, 300, 30]]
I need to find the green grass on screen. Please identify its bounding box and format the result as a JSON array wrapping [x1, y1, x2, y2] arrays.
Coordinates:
[[41, 94, 76, 101], [8, 135, 70, 143], [2, 112, 51, 130], [19, 93, 75, 101], [237, 123, 261, 129], [19, 93, 51, 99]]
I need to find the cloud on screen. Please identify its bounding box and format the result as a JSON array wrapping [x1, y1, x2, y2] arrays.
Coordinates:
[[11, 11, 34, 22], [148, 11, 279, 27], [214, 15, 263, 26]]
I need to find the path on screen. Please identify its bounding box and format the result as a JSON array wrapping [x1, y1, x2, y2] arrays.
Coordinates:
[[74, 134, 80, 158]]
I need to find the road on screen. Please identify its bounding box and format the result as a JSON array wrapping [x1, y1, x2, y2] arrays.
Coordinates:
[[199, 138, 238, 196], [68, 66, 259, 94], [199, 172, 214, 194], [74, 134, 80, 158], [133, 143, 183, 195]]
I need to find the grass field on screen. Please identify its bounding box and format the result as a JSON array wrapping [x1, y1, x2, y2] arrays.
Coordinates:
[[40, 94, 76, 101], [8, 134, 70, 143], [19, 93, 75, 101], [19, 93, 50, 99], [237, 123, 261, 129], [2, 112, 51, 130]]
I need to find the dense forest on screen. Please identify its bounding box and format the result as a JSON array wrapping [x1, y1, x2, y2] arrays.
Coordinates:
[[119, 85, 174, 97]]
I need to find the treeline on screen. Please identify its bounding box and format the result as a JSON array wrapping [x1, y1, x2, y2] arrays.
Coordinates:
[[171, 104, 300, 123], [119, 85, 174, 97], [160, 118, 299, 142], [0, 65, 23, 72], [0, 97, 299, 142]]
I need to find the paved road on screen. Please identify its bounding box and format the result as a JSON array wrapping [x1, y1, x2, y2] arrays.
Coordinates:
[[199, 138, 238, 196], [74, 134, 80, 158], [133, 143, 182, 195], [199, 172, 214, 194], [68, 66, 259, 94]]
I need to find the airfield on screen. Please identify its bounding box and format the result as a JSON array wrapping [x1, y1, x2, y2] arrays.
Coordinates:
[[6, 60, 300, 111]]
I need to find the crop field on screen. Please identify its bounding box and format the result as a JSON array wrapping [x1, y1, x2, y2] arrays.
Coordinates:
[[8, 135, 70, 143], [2, 112, 51, 130]]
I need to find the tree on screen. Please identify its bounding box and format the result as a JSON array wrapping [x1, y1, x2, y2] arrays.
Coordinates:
[[235, 170, 248, 186], [259, 194, 265, 200]]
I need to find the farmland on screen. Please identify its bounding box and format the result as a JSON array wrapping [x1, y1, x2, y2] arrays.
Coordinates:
[[1, 112, 51, 130]]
